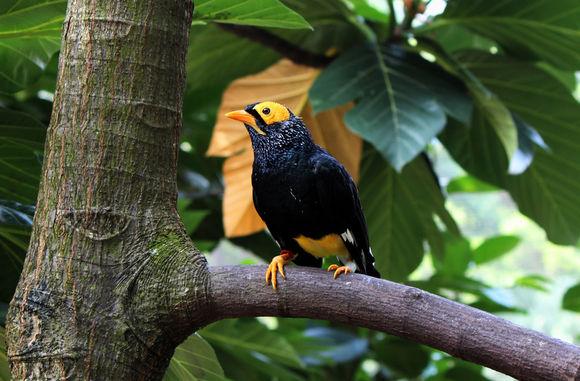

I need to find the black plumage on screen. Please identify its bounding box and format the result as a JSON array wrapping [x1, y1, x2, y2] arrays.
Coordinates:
[[229, 101, 380, 282]]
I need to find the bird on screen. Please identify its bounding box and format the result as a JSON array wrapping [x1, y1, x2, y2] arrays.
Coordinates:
[[226, 101, 380, 289]]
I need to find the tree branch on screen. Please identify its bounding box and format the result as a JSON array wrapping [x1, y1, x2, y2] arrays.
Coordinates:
[[218, 24, 333, 68], [209, 265, 580, 381]]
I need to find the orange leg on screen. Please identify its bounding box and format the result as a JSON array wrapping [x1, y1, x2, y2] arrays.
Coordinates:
[[327, 264, 352, 279], [266, 250, 296, 290]]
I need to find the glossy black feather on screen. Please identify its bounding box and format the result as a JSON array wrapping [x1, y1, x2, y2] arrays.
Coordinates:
[[246, 107, 380, 277]]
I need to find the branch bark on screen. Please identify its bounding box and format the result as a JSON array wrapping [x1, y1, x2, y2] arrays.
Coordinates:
[[209, 266, 580, 381]]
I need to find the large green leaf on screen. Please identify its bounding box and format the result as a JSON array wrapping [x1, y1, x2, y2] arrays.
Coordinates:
[[164, 334, 227, 381], [187, 25, 280, 92], [277, 0, 364, 54], [200, 319, 303, 369], [311, 45, 453, 171], [441, 52, 580, 245], [193, 0, 311, 29], [0, 108, 45, 204], [0, 0, 65, 93], [359, 148, 459, 280], [0, 327, 10, 380], [430, 24, 497, 53], [214, 347, 303, 381], [425, 0, 580, 70], [416, 38, 517, 162], [201, 319, 304, 381]]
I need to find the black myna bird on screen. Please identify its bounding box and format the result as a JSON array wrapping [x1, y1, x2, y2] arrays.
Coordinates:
[[226, 101, 380, 289]]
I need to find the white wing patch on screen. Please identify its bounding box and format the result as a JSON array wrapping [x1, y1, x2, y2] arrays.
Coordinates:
[[341, 229, 355, 245]]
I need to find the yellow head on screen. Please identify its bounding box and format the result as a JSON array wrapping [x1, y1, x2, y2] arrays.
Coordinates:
[[225, 101, 291, 135]]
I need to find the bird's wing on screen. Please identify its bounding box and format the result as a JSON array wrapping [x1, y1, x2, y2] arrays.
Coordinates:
[[313, 151, 380, 277]]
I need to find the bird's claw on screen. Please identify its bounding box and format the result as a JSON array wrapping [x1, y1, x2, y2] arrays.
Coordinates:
[[327, 264, 352, 279], [266, 250, 294, 290]]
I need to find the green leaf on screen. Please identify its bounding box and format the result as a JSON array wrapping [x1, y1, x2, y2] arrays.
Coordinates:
[[537, 63, 578, 93], [297, 327, 368, 366], [200, 319, 303, 369], [193, 0, 311, 29], [374, 338, 430, 378], [509, 114, 549, 175], [473, 235, 520, 265], [415, 38, 517, 162], [0, 200, 32, 303], [187, 25, 280, 92], [441, 52, 580, 245], [277, 0, 364, 54], [359, 148, 458, 280], [0, 200, 34, 226], [471, 90, 517, 162], [0, 108, 46, 204], [229, 231, 278, 263], [434, 234, 471, 276], [346, 0, 389, 23], [164, 334, 227, 381], [425, 0, 580, 70], [444, 363, 490, 381], [514, 274, 551, 292], [446, 175, 497, 193], [0, 0, 65, 93], [0, 327, 10, 380], [430, 24, 497, 53], [214, 346, 302, 381], [562, 283, 580, 312], [311, 45, 448, 171], [177, 199, 209, 235], [412, 275, 523, 314]]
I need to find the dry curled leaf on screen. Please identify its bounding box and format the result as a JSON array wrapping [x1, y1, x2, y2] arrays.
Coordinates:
[[207, 59, 362, 237]]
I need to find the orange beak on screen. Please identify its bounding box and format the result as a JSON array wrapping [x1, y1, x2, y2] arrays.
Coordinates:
[[225, 110, 265, 135]]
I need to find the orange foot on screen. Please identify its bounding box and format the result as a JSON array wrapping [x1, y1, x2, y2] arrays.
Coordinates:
[[327, 264, 352, 279], [266, 250, 296, 290]]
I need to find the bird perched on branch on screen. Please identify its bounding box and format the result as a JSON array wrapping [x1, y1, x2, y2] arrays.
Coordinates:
[[226, 101, 380, 289]]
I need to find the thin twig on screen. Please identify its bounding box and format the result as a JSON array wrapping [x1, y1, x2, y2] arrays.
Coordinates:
[[387, 0, 397, 37], [218, 24, 333, 68]]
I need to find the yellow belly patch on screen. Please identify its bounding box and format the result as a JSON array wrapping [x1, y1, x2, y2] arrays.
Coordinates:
[[294, 234, 350, 258]]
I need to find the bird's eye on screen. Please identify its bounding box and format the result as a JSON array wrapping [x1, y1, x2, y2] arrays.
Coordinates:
[[262, 107, 271, 115]]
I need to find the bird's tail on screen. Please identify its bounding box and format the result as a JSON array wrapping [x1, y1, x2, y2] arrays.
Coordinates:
[[363, 248, 381, 278]]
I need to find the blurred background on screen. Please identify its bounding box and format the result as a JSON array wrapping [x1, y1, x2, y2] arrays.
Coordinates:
[[1, 0, 579, 380]]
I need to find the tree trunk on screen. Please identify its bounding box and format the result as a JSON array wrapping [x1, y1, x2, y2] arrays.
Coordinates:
[[6, 0, 211, 379], [6, 0, 580, 380]]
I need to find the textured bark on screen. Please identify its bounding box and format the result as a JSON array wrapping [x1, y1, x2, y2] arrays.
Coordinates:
[[6, 0, 211, 379], [210, 266, 580, 381]]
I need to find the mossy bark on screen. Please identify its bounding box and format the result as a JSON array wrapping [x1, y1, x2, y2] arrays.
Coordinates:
[[5, 0, 210, 379]]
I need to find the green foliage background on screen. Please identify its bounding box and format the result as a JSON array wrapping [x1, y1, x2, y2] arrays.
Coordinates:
[[1, 0, 579, 380]]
